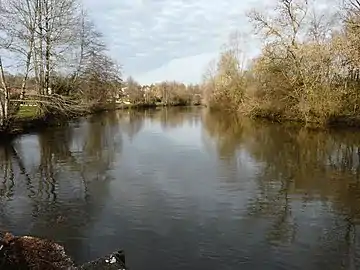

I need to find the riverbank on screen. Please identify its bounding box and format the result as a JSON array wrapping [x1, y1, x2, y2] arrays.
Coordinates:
[[246, 110, 360, 130], [0, 103, 204, 138], [0, 105, 99, 139], [203, 104, 360, 131]]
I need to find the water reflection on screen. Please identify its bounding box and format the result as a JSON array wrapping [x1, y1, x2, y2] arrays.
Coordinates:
[[0, 108, 359, 269], [0, 145, 15, 200], [203, 111, 360, 269], [0, 113, 124, 261], [119, 110, 145, 141]]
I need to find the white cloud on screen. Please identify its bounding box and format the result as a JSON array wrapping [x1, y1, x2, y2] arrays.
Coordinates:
[[135, 52, 219, 84], [82, 0, 267, 83]]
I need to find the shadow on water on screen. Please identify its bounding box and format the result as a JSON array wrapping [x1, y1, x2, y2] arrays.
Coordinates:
[[203, 111, 360, 269]]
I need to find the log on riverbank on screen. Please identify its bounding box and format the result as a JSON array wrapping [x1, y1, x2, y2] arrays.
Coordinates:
[[0, 232, 127, 269]]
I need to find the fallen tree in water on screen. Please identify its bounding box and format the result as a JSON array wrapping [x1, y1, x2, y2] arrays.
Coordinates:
[[0, 232, 127, 269]]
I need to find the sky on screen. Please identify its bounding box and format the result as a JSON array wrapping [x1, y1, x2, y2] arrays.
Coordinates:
[[83, 0, 266, 84]]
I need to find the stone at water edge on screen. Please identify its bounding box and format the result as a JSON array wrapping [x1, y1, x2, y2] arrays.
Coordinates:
[[79, 250, 127, 270]]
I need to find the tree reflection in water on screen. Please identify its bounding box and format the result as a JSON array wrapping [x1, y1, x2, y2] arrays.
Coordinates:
[[1, 108, 360, 268], [203, 110, 360, 269], [0, 112, 123, 262]]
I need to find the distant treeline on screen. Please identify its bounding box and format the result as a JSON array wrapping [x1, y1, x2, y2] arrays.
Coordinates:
[[124, 76, 202, 106]]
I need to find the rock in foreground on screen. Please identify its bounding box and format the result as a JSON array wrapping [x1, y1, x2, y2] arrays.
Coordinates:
[[0, 232, 127, 269]]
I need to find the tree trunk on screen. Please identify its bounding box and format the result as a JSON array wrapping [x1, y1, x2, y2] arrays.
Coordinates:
[[21, 35, 35, 99], [20, 0, 37, 99], [0, 56, 10, 127], [44, 0, 51, 95], [0, 96, 4, 127], [73, 9, 86, 85], [37, 0, 45, 95]]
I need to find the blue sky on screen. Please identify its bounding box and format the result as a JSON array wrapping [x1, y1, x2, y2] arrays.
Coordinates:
[[83, 0, 265, 84]]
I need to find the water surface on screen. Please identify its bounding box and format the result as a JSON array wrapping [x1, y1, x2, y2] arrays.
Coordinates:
[[0, 107, 360, 269]]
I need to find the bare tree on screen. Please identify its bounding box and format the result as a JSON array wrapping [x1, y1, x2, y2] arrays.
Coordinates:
[[0, 56, 10, 126], [78, 46, 122, 107], [125, 76, 143, 104], [37, 0, 80, 95], [0, 0, 81, 94], [202, 31, 249, 110], [0, 0, 39, 98], [342, 0, 360, 71], [0, 0, 102, 118], [72, 11, 107, 86]]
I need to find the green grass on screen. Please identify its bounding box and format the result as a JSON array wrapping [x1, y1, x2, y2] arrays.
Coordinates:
[[15, 105, 40, 120]]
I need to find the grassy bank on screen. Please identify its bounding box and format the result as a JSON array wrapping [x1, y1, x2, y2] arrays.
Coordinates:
[[0, 103, 204, 138], [0, 105, 108, 138]]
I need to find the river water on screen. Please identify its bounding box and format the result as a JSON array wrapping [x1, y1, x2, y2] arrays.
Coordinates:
[[0, 107, 360, 269]]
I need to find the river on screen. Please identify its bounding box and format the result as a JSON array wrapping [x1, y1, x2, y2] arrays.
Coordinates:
[[0, 107, 359, 269]]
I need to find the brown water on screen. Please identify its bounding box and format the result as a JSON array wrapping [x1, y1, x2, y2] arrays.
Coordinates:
[[0, 107, 360, 270]]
